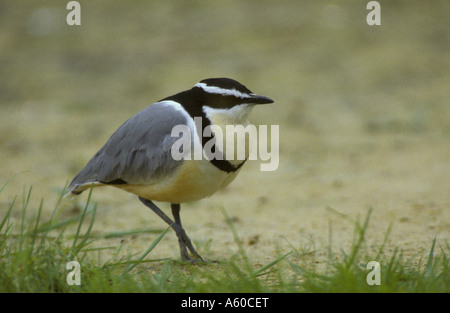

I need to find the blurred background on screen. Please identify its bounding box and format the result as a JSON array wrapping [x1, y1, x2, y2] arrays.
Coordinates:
[[0, 0, 448, 262]]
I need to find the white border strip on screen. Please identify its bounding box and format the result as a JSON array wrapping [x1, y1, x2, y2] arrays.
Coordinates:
[[194, 82, 251, 99]]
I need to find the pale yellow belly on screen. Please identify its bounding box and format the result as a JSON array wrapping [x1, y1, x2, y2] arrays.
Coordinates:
[[114, 159, 240, 204]]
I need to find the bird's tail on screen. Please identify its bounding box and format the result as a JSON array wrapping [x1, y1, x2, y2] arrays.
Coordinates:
[[64, 181, 99, 199]]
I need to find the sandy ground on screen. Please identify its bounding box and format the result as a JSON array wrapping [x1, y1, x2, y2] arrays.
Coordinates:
[[0, 1, 449, 270]]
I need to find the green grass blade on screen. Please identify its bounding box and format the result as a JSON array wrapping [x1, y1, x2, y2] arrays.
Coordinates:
[[0, 196, 16, 234], [425, 236, 437, 275], [375, 220, 393, 260], [125, 225, 171, 273], [71, 202, 97, 258], [344, 208, 372, 271], [18, 186, 33, 252], [28, 198, 44, 257], [72, 184, 94, 250], [93, 228, 164, 239], [288, 259, 330, 281], [33, 208, 94, 234], [36, 185, 68, 254], [252, 251, 292, 277]]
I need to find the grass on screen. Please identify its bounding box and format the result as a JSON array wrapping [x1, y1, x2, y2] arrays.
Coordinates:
[[0, 180, 448, 293]]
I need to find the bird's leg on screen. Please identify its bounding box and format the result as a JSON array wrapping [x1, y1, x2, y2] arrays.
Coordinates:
[[138, 197, 202, 262], [169, 203, 189, 260], [171, 203, 204, 262]]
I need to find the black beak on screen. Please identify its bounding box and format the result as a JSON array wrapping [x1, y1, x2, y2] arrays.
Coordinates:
[[250, 94, 274, 105]]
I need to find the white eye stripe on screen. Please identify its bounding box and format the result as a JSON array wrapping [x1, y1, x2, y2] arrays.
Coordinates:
[[194, 82, 251, 99]]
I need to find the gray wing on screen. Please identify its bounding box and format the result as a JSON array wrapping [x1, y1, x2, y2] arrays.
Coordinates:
[[68, 101, 187, 194]]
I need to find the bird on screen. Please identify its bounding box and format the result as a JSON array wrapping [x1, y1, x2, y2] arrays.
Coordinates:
[[66, 77, 274, 262]]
